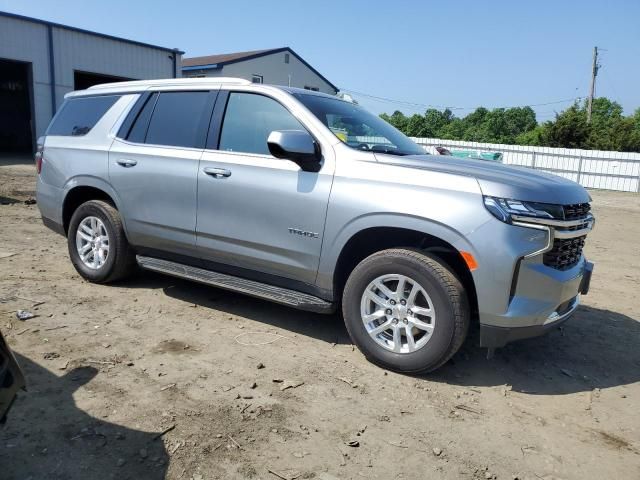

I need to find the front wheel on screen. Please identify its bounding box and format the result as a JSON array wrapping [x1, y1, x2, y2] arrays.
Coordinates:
[[67, 200, 135, 283], [342, 249, 469, 373]]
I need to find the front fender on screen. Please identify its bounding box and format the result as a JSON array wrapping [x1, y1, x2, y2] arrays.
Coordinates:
[[316, 212, 481, 292]]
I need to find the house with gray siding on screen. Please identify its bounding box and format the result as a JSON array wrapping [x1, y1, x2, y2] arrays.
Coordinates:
[[182, 47, 338, 95]]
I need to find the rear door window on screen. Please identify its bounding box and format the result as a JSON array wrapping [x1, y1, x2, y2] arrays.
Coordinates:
[[143, 91, 212, 149], [47, 95, 121, 136]]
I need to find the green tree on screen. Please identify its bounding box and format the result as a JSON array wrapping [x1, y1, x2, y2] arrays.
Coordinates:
[[383, 111, 409, 132], [379, 97, 640, 152], [421, 108, 453, 138], [405, 114, 428, 137], [516, 124, 546, 146], [539, 104, 589, 148], [439, 117, 466, 139]]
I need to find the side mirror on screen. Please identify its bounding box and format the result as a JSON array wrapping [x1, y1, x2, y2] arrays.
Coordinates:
[[267, 130, 321, 172]]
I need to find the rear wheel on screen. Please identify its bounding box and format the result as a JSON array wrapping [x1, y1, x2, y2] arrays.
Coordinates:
[[67, 200, 135, 283], [342, 249, 469, 373]]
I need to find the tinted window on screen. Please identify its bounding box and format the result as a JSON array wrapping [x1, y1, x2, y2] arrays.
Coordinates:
[[47, 95, 120, 136], [126, 93, 157, 143], [145, 91, 211, 148], [219, 93, 305, 155]]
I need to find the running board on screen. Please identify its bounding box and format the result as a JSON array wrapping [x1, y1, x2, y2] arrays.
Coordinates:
[[136, 256, 334, 313]]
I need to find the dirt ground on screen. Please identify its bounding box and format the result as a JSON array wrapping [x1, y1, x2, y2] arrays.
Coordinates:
[[1, 157, 639, 480]]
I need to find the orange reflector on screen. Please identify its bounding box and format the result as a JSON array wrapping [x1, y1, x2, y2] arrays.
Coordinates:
[[460, 251, 478, 271]]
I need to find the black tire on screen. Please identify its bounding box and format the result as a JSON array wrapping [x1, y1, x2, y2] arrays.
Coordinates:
[[342, 248, 469, 373], [67, 200, 136, 283]]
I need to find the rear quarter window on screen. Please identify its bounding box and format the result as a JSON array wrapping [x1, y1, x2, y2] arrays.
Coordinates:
[[47, 95, 121, 137]]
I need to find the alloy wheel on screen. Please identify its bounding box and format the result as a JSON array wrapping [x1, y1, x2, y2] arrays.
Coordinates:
[[75, 216, 110, 269], [360, 274, 436, 353]]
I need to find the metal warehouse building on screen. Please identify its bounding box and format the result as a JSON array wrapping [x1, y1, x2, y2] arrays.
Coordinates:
[[183, 48, 338, 95], [0, 11, 182, 153]]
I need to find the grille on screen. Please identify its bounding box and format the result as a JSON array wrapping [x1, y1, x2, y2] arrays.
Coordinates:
[[543, 236, 586, 270], [563, 203, 591, 220]]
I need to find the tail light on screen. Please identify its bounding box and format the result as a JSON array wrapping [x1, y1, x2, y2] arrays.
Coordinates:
[[35, 137, 44, 174]]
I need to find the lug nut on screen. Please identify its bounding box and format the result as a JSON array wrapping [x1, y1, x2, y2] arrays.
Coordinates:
[[392, 318, 398, 325], [385, 309, 392, 315], [407, 309, 413, 315], [400, 299, 406, 305], [403, 318, 408, 324], [390, 300, 396, 305]]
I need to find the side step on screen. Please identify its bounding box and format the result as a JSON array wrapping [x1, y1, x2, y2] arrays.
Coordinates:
[[136, 256, 334, 314]]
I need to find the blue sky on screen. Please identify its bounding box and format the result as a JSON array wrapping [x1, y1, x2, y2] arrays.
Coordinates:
[[2, 0, 638, 120]]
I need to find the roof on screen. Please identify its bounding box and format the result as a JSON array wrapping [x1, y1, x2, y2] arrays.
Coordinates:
[[0, 10, 184, 54], [66, 77, 346, 102], [182, 47, 338, 92]]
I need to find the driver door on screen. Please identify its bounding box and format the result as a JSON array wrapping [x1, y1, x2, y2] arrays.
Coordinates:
[[196, 91, 335, 285]]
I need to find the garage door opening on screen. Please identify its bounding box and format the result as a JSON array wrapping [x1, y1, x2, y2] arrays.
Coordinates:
[[74, 70, 132, 90], [0, 58, 34, 154]]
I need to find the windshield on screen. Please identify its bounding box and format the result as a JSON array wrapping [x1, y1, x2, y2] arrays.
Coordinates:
[[293, 93, 425, 156]]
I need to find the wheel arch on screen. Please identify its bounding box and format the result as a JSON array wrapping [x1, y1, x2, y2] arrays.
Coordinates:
[[324, 219, 478, 319], [62, 177, 124, 235]]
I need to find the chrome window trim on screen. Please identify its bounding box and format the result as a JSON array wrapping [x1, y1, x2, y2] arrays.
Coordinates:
[[112, 137, 205, 153]]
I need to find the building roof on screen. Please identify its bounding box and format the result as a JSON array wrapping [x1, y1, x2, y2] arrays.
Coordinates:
[[182, 49, 273, 67], [0, 10, 184, 54], [182, 47, 338, 92]]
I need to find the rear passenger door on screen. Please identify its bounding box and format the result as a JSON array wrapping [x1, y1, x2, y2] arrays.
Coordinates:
[[109, 90, 217, 257]]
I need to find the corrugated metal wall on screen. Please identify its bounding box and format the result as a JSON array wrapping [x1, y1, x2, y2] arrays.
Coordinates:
[[0, 14, 181, 142], [0, 15, 53, 143], [52, 28, 179, 106]]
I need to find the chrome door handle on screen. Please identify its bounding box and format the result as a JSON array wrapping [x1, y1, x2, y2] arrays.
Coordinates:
[[116, 159, 138, 167], [203, 167, 232, 178]]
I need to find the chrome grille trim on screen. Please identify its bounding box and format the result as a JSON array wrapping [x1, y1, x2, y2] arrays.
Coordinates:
[[515, 203, 593, 270]]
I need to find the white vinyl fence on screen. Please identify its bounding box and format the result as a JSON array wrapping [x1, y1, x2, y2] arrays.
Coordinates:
[[412, 138, 640, 193]]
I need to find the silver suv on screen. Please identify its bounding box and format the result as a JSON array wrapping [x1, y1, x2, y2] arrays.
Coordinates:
[[36, 78, 594, 373]]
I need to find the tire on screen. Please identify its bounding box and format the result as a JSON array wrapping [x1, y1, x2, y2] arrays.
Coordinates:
[[67, 200, 136, 283], [342, 248, 469, 373]]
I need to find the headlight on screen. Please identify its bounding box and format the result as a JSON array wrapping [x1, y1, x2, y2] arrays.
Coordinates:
[[483, 196, 563, 224]]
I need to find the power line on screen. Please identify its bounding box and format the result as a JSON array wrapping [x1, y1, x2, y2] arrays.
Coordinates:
[[340, 87, 584, 112], [340, 89, 467, 110]]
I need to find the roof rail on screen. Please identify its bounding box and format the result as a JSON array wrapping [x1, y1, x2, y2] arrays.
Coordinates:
[[87, 77, 252, 90]]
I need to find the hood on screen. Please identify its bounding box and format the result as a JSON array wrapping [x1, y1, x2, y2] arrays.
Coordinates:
[[374, 153, 591, 205]]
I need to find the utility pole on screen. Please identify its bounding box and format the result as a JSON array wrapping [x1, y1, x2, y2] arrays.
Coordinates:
[[586, 46, 600, 124]]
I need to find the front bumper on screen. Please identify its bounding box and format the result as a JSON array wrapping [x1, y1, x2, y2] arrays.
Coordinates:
[[480, 260, 593, 348]]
